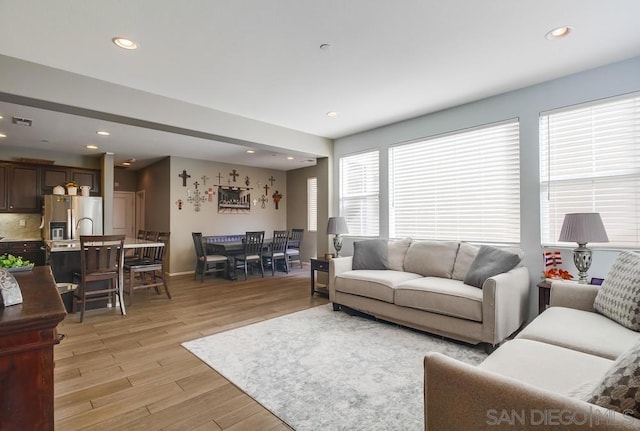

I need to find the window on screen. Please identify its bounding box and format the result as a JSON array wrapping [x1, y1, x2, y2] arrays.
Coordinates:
[[540, 93, 640, 248], [389, 120, 520, 243], [307, 177, 317, 232], [339, 151, 379, 236]]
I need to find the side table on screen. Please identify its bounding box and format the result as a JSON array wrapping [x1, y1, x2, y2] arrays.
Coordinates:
[[310, 258, 330, 296], [537, 281, 551, 314]]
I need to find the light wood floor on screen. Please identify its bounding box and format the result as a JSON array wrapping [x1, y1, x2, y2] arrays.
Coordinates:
[[54, 265, 328, 431]]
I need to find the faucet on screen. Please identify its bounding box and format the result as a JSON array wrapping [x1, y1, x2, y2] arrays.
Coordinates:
[[76, 217, 95, 236]]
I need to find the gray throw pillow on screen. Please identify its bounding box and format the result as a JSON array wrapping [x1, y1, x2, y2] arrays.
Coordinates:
[[352, 239, 388, 270], [594, 251, 640, 331], [587, 340, 640, 419], [463, 245, 521, 288]]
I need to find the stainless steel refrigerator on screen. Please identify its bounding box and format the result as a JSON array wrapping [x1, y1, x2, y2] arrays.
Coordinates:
[[43, 195, 103, 240]]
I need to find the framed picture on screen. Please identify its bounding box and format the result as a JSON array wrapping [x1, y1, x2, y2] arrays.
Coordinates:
[[218, 186, 251, 214]]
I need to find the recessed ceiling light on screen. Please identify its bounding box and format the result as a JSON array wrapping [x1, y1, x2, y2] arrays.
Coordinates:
[[327, 111, 339, 118], [0, 115, 3, 120], [246, 150, 255, 154], [112, 37, 138, 50], [86, 145, 98, 150], [122, 161, 131, 166], [287, 156, 294, 160], [96, 130, 110, 136], [0, 133, 6, 138], [545, 26, 573, 40]]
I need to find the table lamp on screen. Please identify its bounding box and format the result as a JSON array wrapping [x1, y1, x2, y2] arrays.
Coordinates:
[[326, 217, 349, 257], [558, 213, 609, 284]]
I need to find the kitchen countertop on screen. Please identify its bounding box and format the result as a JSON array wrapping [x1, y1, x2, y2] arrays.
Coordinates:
[[0, 238, 44, 242], [46, 237, 164, 252]]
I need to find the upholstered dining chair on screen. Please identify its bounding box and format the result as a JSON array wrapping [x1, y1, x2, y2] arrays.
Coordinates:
[[234, 231, 265, 280], [263, 230, 289, 275], [73, 235, 126, 322], [123, 231, 172, 304], [192, 232, 229, 282], [286, 228, 304, 269]]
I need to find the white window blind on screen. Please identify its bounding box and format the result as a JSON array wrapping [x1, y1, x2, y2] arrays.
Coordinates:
[[540, 93, 640, 248], [389, 120, 520, 243], [339, 151, 379, 237], [307, 177, 317, 232]]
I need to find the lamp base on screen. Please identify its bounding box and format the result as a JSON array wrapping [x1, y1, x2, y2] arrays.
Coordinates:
[[333, 235, 343, 257], [573, 243, 592, 284]]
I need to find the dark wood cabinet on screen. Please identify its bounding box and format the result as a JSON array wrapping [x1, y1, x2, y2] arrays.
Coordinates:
[[7, 165, 40, 212], [0, 165, 7, 211], [41, 166, 100, 196], [0, 162, 101, 214], [0, 266, 66, 431], [69, 168, 100, 195]]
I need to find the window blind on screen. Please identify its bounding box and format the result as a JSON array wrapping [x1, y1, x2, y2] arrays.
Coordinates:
[[307, 177, 317, 232], [339, 151, 379, 237], [389, 120, 520, 243], [540, 93, 640, 248]]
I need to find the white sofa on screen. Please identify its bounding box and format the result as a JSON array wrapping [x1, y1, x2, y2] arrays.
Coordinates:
[[328, 239, 530, 347], [424, 280, 640, 430]]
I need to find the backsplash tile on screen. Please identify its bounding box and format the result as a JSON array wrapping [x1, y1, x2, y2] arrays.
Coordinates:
[[0, 214, 43, 240]]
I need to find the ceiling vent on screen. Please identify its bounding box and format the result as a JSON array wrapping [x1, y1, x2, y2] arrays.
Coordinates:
[[12, 116, 33, 127]]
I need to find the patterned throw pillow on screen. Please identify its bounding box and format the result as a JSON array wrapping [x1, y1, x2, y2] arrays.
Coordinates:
[[594, 251, 640, 331], [587, 340, 640, 419]]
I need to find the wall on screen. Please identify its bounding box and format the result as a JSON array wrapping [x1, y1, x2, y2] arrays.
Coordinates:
[[334, 56, 640, 320], [168, 157, 288, 274], [286, 165, 318, 261], [114, 167, 138, 192]]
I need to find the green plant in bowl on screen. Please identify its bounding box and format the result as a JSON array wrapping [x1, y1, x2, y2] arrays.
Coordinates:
[[0, 254, 33, 271]]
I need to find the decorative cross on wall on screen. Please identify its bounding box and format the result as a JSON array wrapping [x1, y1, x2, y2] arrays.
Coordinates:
[[245, 176, 250, 187], [201, 175, 209, 185], [268, 175, 276, 186], [187, 188, 207, 212], [193, 181, 200, 189], [259, 195, 268, 208], [229, 169, 239, 182], [205, 188, 215, 202], [217, 172, 223, 185], [179, 169, 191, 187], [263, 184, 269, 195]]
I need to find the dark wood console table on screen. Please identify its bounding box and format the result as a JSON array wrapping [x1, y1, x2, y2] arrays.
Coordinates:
[[0, 266, 66, 431], [310, 258, 330, 296]]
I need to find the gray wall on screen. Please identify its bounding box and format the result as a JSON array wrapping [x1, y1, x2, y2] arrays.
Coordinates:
[[286, 165, 318, 262], [334, 56, 640, 320]]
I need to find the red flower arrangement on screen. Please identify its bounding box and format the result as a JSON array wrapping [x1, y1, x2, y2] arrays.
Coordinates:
[[544, 268, 573, 280]]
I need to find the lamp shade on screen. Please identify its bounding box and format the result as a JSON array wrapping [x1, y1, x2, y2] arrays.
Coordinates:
[[558, 213, 609, 244], [326, 217, 349, 235]]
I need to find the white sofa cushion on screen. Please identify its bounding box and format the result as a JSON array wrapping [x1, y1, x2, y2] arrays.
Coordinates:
[[594, 250, 640, 331], [451, 242, 478, 281], [403, 241, 459, 278], [516, 306, 640, 360], [394, 277, 483, 322], [387, 238, 411, 271], [335, 270, 422, 303], [480, 339, 613, 396]]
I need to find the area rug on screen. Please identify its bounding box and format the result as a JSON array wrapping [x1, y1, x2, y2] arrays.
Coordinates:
[[182, 304, 487, 430]]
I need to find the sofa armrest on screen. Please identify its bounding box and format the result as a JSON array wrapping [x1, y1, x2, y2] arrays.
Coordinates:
[[550, 281, 598, 312], [328, 256, 353, 301], [424, 352, 638, 430], [481, 266, 530, 345]]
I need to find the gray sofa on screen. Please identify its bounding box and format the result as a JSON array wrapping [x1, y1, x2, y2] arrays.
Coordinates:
[[424, 280, 640, 430], [328, 238, 530, 346]]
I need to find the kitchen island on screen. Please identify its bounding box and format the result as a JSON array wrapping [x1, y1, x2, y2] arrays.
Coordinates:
[[45, 237, 165, 313], [0, 266, 66, 431]]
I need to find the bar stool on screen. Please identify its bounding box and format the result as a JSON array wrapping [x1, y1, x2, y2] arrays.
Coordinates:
[[123, 232, 171, 304]]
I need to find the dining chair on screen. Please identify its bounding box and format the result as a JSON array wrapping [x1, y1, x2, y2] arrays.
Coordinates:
[[125, 229, 148, 262], [234, 231, 265, 280], [286, 228, 304, 269], [264, 230, 289, 275], [123, 231, 172, 304], [73, 235, 126, 323], [192, 232, 229, 282]]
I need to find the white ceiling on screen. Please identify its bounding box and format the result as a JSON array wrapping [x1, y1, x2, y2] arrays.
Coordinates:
[[0, 0, 639, 169]]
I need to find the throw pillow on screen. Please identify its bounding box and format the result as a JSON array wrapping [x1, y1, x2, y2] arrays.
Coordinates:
[[463, 245, 521, 288], [587, 340, 640, 419], [451, 242, 479, 281], [594, 251, 640, 331], [352, 239, 388, 270], [387, 238, 411, 271]]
